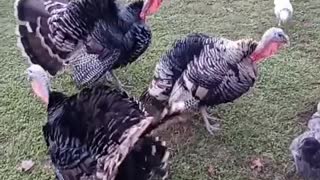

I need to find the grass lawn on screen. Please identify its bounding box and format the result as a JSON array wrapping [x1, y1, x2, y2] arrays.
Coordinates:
[[1, 0, 320, 179]]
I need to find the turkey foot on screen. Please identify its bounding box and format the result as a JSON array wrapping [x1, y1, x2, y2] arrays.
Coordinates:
[[200, 107, 221, 135], [160, 101, 186, 119]]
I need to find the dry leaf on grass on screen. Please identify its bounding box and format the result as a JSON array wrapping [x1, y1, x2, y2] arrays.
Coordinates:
[[207, 165, 216, 177], [250, 158, 264, 172], [303, 22, 312, 28], [17, 160, 35, 172]]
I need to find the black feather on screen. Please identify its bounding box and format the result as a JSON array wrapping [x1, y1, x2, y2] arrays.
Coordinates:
[[301, 137, 320, 169], [89, 0, 152, 69], [43, 85, 170, 179], [139, 87, 166, 117], [116, 137, 169, 180], [161, 33, 209, 81]]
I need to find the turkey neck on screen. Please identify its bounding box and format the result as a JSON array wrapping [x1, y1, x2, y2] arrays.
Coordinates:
[[31, 74, 50, 105], [120, 1, 145, 23], [250, 39, 275, 63]]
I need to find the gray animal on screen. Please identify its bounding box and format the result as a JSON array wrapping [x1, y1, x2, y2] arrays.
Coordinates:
[[141, 27, 289, 135], [290, 102, 320, 180]]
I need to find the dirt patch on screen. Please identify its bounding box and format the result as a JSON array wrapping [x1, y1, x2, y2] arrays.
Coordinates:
[[151, 113, 197, 150], [239, 155, 302, 180]]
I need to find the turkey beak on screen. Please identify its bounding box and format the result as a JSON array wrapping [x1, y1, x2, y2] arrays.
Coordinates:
[[140, 13, 146, 22], [283, 34, 290, 47], [25, 69, 32, 81]]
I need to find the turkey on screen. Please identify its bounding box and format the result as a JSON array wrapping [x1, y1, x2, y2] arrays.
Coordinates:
[[290, 102, 320, 180], [274, 0, 293, 26], [15, 0, 163, 90], [140, 27, 289, 135], [26, 64, 170, 180]]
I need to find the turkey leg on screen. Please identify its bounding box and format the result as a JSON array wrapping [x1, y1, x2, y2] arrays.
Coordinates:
[[199, 107, 221, 135], [160, 100, 220, 135], [160, 98, 200, 119]]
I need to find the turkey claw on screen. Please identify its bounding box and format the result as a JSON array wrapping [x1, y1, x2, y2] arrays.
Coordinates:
[[205, 123, 221, 135]]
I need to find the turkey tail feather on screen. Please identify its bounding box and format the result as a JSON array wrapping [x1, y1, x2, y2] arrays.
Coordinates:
[[137, 137, 170, 179], [140, 87, 166, 117], [119, 136, 170, 180], [97, 116, 153, 180], [14, 0, 69, 76]]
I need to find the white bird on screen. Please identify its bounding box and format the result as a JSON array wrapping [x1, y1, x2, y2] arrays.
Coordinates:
[[274, 0, 293, 26]]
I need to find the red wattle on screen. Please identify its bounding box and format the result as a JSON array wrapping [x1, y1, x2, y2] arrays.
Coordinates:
[[250, 53, 262, 62], [31, 81, 48, 105], [250, 42, 281, 63], [148, 0, 163, 14]]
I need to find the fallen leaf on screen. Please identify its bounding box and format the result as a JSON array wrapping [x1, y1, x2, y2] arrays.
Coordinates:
[[303, 22, 312, 28], [225, 7, 234, 12], [250, 158, 264, 172], [17, 160, 35, 172], [207, 165, 216, 177]]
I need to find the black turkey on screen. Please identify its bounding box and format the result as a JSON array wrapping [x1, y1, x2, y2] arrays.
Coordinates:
[[26, 64, 170, 180], [16, 0, 163, 90], [140, 27, 289, 135]]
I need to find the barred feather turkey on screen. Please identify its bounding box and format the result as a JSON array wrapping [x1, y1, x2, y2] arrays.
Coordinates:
[[290, 102, 320, 180], [140, 27, 289, 135], [15, 0, 163, 89], [26, 64, 170, 180]]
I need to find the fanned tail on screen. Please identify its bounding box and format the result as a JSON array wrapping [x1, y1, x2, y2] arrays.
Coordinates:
[[14, 0, 69, 75], [118, 136, 170, 180], [14, 0, 121, 76]]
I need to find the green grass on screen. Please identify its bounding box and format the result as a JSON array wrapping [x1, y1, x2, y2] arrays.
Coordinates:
[[1, 0, 320, 179]]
